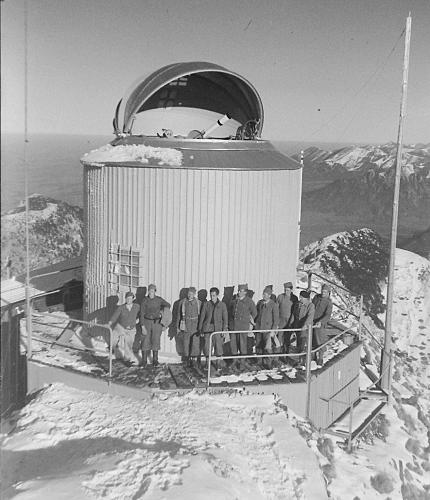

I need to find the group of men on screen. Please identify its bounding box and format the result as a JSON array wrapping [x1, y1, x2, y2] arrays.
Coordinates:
[[108, 281, 333, 370]]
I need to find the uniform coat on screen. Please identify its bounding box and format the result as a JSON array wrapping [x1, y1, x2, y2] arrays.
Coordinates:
[[177, 297, 201, 357], [312, 294, 333, 362], [255, 299, 280, 353], [198, 299, 228, 357], [277, 291, 298, 351], [229, 296, 257, 355], [292, 301, 315, 355], [137, 295, 170, 352]]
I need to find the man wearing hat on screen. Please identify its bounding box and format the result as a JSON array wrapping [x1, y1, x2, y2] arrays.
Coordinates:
[[229, 283, 257, 368], [177, 286, 201, 366], [255, 286, 280, 365], [277, 282, 298, 353], [137, 284, 170, 367], [108, 291, 140, 366], [292, 290, 315, 367], [198, 287, 228, 371], [312, 284, 333, 365]]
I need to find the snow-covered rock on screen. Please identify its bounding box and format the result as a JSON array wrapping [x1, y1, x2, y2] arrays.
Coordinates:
[[1, 194, 83, 278]]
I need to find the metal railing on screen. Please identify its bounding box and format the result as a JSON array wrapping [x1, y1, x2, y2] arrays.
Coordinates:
[[26, 311, 114, 378], [206, 324, 359, 418]]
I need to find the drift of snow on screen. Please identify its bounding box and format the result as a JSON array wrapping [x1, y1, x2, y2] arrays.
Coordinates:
[[1, 385, 327, 500], [81, 144, 183, 167]]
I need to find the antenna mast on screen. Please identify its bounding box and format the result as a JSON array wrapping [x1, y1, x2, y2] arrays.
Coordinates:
[[380, 14, 412, 397]]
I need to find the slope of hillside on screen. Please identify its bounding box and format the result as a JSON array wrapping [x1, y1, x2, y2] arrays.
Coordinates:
[[300, 231, 430, 499], [1, 194, 84, 278]]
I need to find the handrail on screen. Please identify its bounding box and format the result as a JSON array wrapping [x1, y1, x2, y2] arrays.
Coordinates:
[[28, 311, 113, 378]]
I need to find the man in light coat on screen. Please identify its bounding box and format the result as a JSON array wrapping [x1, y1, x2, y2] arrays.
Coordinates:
[[108, 291, 140, 366]]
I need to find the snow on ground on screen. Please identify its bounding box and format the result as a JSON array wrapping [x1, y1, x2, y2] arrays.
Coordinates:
[[1, 384, 327, 500], [81, 144, 183, 167], [299, 248, 430, 499]]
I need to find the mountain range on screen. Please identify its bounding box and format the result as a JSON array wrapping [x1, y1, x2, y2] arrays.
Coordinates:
[[296, 142, 430, 257]]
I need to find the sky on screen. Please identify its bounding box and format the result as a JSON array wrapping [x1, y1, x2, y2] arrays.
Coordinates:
[[1, 0, 429, 143]]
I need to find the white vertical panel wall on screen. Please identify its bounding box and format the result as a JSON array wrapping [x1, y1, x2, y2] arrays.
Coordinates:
[[84, 164, 302, 352]]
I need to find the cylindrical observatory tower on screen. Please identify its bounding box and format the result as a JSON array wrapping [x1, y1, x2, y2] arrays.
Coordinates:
[[81, 61, 302, 354]]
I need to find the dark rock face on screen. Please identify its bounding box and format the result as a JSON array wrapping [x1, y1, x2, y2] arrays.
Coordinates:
[[301, 228, 389, 326], [1, 194, 84, 278]]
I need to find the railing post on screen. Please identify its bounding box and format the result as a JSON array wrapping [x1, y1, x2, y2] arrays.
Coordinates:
[[207, 332, 214, 388], [358, 294, 363, 341], [347, 401, 354, 452], [108, 325, 113, 380], [26, 298, 33, 359], [305, 325, 313, 419]]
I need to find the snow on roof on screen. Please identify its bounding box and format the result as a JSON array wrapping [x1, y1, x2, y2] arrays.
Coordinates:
[[81, 143, 183, 167]]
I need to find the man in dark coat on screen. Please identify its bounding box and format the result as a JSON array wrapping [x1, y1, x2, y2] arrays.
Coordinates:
[[255, 286, 280, 355], [292, 290, 315, 367], [229, 283, 257, 368], [198, 287, 228, 369], [137, 284, 170, 367], [176, 287, 201, 366], [277, 281, 298, 353], [312, 284, 333, 365], [108, 291, 140, 366]]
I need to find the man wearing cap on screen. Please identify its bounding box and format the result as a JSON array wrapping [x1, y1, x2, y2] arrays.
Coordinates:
[[229, 284, 257, 368], [312, 284, 333, 365], [198, 287, 228, 371], [255, 286, 280, 365], [292, 290, 315, 367], [177, 287, 201, 366], [138, 284, 170, 367], [277, 282, 298, 353], [108, 291, 140, 366]]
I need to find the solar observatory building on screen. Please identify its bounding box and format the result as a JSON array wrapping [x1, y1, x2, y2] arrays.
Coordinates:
[[81, 61, 302, 354]]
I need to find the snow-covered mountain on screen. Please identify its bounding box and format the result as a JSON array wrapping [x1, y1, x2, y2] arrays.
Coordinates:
[[1, 194, 83, 278], [296, 142, 430, 177], [298, 142, 430, 223], [300, 229, 430, 499]]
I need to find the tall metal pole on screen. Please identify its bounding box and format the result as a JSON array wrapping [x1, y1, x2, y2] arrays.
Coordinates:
[[381, 14, 412, 397], [23, 0, 32, 358]]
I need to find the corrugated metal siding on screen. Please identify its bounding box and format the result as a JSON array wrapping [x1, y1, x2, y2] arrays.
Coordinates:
[[85, 164, 301, 354], [308, 343, 361, 429], [84, 167, 108, 323]]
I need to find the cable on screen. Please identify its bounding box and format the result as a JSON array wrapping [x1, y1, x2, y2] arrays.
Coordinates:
[[309, 27, 406, 140]]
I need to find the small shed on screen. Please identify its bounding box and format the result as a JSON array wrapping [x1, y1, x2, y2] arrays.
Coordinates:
[[81, 61, 302, 354]]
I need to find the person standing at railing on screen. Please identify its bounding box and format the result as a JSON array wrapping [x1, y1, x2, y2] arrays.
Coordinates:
[[292, 290, 315, 368], [177, 287, 201, 367], [137, 284, 170, 367], [312, 284, 333, 366], [108, 291, 140, 367], [255, 286, 280, 368], [229, 283, 257, 370], [277, 281, 298, 353], [198, 287, 228, 373]]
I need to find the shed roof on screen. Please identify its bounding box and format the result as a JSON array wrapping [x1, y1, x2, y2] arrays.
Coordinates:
[[114, 62, 264, 136]]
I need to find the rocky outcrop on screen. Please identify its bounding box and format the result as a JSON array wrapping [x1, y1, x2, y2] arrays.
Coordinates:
[[1, 194, 83, 278]]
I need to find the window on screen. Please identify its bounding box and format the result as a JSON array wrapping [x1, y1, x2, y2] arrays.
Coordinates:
[[108, 244, 143, 293]]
